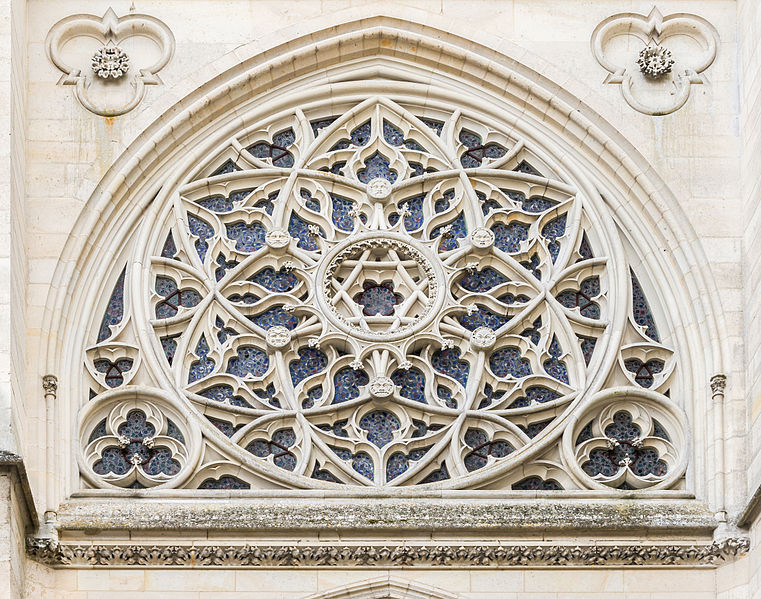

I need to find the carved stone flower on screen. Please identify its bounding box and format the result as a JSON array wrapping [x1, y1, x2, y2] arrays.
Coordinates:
[[637, 44, 675, 79], [91, 45, 130, 79]]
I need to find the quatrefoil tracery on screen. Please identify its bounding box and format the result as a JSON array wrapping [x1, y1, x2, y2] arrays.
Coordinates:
[[81, 96, 685, 490]]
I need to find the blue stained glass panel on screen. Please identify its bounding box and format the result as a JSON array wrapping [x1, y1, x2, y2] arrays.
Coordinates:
[[419, 118, 444, 135], [188, 336, 215, 382], [288, 213, 326, 251], [624, 358, 665, 388], [350, 121, 371, 146], [489, 347, 532, 378], [199, 384, 252, 408], [463, 427, 513, 471], [332, 367, 369, 404], [390, 367, 426, 403], [458, 305, 509, 331], [578, 232, 594, 260], [508, 385, 561, 408], [250, 306, 298, 330], [225, 221, 266, 253], [512, 476, 562, 490], [246, 428, 297, 471], [199, 476, 250, 489], [541, 214, 567, 263], [331, 195, 356, 231], [458, 267, 507, 292], [214, 254, 239, 281], [431, 347, 469, 387], [354, 281, 403, 316], [436, 385, 457, 409], [211, 160, 239, 176], [249, 267, 298, 292], [419, 462, 449, 483], [97, 268, 126, 342], [188, 215, 214, 262], [310, 117, 338, 138], [431, 213, 467, 251], [358, 153, 398, 183], [398, 195, 424, 231], [543, 336, 569, 383], [301, 189, 320, 212], [254, 191, 277, 215], [492, 222, 529, 253], [630, 271, 660, 341], [514, 161, 543, 176], [161, 232, 177, 259], [289, 347, 328, 387], [226, 346, 269, 378], [359, 410, 401, 447], [520, 253, 542, 280]]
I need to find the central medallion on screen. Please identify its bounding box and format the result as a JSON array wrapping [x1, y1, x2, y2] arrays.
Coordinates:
[[316, 232, 444, 341]]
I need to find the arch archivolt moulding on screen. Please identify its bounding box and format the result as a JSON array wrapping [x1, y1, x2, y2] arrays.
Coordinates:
[[40, 18, 727, 507]]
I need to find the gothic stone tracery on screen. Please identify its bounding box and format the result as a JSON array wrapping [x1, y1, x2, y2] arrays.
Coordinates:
[[79, 96, 686, 491]]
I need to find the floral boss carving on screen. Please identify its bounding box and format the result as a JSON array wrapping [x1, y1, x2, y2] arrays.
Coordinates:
[[45, 8, 174, 117], [591, 7, 719, 115]]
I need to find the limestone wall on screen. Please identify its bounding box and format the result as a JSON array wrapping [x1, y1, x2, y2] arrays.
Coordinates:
[[740, 0, 761, 498], [27, 566, 721, 599]]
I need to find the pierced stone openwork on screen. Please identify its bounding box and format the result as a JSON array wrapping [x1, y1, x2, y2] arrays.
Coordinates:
[[80, 95, 686, 491]]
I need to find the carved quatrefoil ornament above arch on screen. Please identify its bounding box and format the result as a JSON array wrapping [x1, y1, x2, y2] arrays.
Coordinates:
[[76, 89, 688, 492], [45, 8, 174, 116], [591, 7, 719, 115]]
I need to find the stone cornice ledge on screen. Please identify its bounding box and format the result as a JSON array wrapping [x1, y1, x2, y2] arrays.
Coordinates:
[[0, 451, 39, 526], [26, 537, 749, 568], [737, 482, 761, 528], [56, 496, 715, 534]]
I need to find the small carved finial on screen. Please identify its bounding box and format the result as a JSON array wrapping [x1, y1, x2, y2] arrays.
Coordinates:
[[42, 375, 58, 398], [710, 374, 727, 395]]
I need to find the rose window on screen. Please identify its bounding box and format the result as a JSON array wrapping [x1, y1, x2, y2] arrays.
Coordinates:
[[80, 97, 687, 491]]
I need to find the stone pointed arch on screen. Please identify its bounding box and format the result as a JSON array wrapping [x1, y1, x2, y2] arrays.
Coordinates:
[[297, 576, 464, 599], [37, 16, 727, 510]]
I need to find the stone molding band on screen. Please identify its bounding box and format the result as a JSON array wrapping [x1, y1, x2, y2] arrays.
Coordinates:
[[52, 496, 717, 532], [26, 537, 750, 568]]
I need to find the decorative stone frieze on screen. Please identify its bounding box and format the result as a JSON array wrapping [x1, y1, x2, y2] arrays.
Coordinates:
[[45, 8, 174, 116], [591, 7, 719, 115], [26, 536, 749, 568]]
